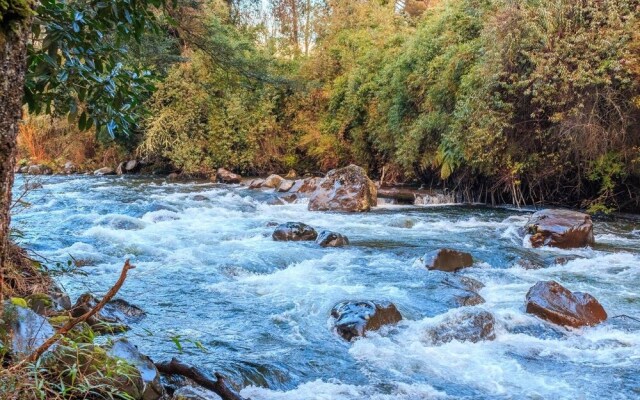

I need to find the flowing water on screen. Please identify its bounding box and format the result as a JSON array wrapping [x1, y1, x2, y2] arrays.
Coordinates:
[[12, 175, 640, 399]]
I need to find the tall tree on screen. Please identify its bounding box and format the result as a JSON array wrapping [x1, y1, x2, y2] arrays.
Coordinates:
[[0, 1, 33, 298], [1, 0, 168, 297]]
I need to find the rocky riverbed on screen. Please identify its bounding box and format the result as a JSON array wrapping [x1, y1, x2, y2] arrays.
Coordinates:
[[8, 174, 640, 399]]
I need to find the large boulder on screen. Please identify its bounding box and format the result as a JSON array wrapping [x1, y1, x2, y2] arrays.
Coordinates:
[[262, 174, 285, 189], [331, 301, 402, 341], [425, 309, 496, 344], [108, 339, 165, 400], [525, 209, 595, 248], [272, 222, 318, 241], [0, 301, 56, 359], [416, 248, 473, 272], [525, 281, 607, 328], [308, 165, 377, 212], [216, 168, 242, 184], [316, 231, 349, 248]]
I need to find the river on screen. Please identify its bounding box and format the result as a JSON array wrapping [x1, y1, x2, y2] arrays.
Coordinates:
[[11, 175, 640, 399]]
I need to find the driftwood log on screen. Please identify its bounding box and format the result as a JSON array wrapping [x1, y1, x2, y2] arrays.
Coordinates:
[[155, 358, 248, 400]]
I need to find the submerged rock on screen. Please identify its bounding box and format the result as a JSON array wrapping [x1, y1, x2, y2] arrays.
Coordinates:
[[0, 301, 56, 359], [308, 165, 377, 212], [425, 309, 496, 344], [416, 248, 474, 272], [316, 231, 349, 247], [331, 301, 402, 341], [263, 174, 285, 189], [525, 209, 594, 248], [172, 386, 221, 400], [272, 222, 318, 241], [107, 339, 165, 400], [216, 168, 242, 184], [525, 281, 607, 328]]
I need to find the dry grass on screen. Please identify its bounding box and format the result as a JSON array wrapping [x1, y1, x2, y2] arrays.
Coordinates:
[[1, 243, 53, 299]]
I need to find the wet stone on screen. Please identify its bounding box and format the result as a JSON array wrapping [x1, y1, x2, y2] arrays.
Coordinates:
[[316, 231, 350, 247], [331, 301, 402, 341], [525, 209, 595, 249], [417, 248, 474, 272], [525, 281, 607, 328], [272, 222, 318, 241], [425, 309, 496, 344]]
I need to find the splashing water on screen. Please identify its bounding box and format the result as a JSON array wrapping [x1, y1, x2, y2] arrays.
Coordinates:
[[12, 175, 640, 399]]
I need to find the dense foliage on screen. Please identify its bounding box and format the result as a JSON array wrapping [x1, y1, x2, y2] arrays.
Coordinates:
[[18, 0, 640, 211]]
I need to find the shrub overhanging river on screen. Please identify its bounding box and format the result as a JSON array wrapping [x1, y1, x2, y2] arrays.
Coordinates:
[[12, 175, 640, 399]]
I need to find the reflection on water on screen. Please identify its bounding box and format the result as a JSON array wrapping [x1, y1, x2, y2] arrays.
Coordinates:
[[12, 175, 640, 399]]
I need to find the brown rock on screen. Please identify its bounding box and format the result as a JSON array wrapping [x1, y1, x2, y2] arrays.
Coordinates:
[[290, 177, 320, 194], [331, 301, 402, 341], [525, 209, 594, 249], [316, 231, 349, 247], [285, 169, 297, 179], [216, 168, 241, 184], [248, 178, 265, 189], [308, 165, 377, 212], [418, 249, 473, 272], [263, 174, 285, 189], [525, 281, 607, 328], [272, 222, 318, 241]]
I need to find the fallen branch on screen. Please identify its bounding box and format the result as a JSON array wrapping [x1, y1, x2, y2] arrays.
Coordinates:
[[12, 260, 135, 368], [155, 358, 248, 400]]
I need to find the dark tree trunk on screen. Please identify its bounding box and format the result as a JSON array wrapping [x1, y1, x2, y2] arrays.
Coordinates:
[[0, 6, 32, 299]]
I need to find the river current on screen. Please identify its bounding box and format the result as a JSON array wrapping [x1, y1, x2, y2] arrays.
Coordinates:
[[12, 175, 640, 399]]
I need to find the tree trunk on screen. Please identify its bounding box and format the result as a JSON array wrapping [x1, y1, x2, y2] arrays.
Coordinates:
[[0, 6, 32, 300]]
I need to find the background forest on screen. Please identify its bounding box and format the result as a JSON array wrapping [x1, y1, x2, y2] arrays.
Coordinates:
[[19, 0, 640, 212]]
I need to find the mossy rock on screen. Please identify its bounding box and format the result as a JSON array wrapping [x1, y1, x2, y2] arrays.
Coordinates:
[[44, 342, 146, 399], [48, 316, 95, 343], [26, 293, 54, 315]]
